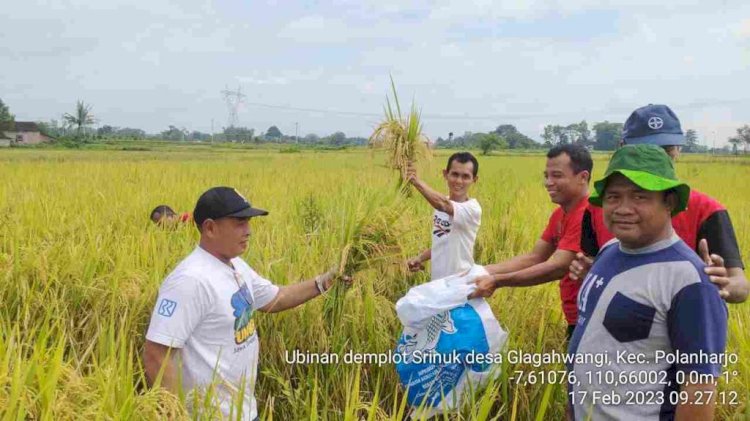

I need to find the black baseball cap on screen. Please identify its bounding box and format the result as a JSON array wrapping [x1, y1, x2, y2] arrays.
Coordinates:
[[193, 186, 268, 227]]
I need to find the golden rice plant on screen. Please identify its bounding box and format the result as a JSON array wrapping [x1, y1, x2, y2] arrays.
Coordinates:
[[369, 76, 431, 191], [323, 192, 406, 332]]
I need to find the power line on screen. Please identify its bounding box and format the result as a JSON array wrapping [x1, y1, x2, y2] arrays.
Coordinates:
[[241, 98, 750, 122]]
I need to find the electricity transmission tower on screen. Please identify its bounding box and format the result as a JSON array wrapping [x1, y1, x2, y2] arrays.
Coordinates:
[[221, 85, 246, 128]]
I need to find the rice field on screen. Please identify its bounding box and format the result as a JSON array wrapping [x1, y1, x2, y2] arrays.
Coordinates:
[[1, 146, 749, 420]]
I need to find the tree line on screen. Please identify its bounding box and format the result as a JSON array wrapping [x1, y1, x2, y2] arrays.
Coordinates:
[[2, 98, 749, 153]]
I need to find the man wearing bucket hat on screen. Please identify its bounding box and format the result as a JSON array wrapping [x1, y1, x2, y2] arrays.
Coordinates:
[[568, 144, 727, 421], [143, 186, 351, 421], [571, 104, 748, 303]]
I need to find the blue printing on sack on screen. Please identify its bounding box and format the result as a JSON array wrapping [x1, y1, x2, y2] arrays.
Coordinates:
[[395, 303, 490, 407]]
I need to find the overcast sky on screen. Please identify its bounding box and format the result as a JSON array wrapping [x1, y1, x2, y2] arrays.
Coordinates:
[[2, 0, 749, 144]]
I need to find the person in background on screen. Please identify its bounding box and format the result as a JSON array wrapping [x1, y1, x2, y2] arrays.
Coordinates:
[[571, 104, 748, 304], [150, 204, 191, 225]]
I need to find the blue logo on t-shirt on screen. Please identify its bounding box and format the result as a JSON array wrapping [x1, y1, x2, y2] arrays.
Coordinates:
[[231, 283, 256, 344], [158, 299, 177, 317]]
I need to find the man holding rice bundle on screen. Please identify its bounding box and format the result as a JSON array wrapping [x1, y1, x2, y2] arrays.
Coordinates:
[[469, 144, 594, 341], [143, 186, 351, 421], [405, 152, 482, 280]]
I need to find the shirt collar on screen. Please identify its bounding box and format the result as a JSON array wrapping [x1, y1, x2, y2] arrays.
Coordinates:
[[562, 195, 589, 215], [194, 245, 237, 272], [618, 232, 680, 255]]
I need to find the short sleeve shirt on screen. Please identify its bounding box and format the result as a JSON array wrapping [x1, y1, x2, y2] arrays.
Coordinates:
[[568, 235, 727, 420], [146, 246, 279, 420], [430, 198, 482, 279], [540, 196, 589, 325]]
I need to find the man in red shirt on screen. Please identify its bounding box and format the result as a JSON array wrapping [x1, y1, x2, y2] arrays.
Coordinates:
[[470, 143, 593, 340], [572, 104, 748, 303]]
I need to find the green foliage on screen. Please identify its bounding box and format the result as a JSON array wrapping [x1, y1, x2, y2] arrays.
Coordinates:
[[279, 146, 301, 153], [592, 121, 623, 151], [221, 126, 254, 143], [0, 149, 748, 419], [479, 133, 508, 155], [0, 98, 14, 138], [541, 121, 591, 146], [266, 125, 283, 139], [493, 125, 539, 149], [160, 125, 187, 141], [729, 125, 750, 154], [63, 100, 96, 138], [682, 129, 708, 153]]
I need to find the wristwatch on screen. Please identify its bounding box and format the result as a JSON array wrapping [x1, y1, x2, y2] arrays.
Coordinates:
[[315, 275, 328, 294]]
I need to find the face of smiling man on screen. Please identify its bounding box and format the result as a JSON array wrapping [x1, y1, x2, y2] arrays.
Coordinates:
[[442, 160, 476, 201], [602, 173, 677, 249], [544, 152, 589, 209]]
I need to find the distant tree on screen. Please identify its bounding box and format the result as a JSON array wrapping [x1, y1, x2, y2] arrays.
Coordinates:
[[683, 129, 699, 153], [593, 121, 623, 151], [330, 131, 347, 146], [728, 137, 741, 155], [63, 100, 95, 137], [266, 125, 282, 139], [729, 125, 750, 154], [223, 126, 254, 143], [479, 133, 507, 155], [566, 120, 591, 145], [97, 125, 118, 137], [302, 133, 320, 144], [542, 125, 569, 145], [0, 98, 14, 139], [493, 124, 538, 149], [161, 125, 187, 141], [189, 131, 211, 141], [38, 119, 69, 138], [116, 127, 146, 139]]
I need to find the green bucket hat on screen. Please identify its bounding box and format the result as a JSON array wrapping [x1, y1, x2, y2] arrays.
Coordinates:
[[589, 144, 690, 216]]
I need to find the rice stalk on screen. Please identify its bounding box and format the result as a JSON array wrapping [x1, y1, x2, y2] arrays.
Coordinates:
[[368, 75, 431, 192]]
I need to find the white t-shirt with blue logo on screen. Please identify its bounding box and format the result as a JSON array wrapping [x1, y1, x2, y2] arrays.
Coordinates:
[[146, 246, 279, 420], [568, 234, 727, 421], [431, 198, 482, 279]]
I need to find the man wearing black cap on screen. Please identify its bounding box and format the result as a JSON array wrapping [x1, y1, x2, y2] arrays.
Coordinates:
[[571, 104, 748, 303], [143, 186, 347, 421]]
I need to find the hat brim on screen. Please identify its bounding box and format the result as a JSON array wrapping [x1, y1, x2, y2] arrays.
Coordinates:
[[225, 206, 269, 218], [624, 132, 685, 146], [589, 169, 689, 216]]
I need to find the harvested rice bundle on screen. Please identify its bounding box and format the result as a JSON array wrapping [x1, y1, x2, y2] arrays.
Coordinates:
[[369, 76, 430, 193], [323, 194, 405, 328]]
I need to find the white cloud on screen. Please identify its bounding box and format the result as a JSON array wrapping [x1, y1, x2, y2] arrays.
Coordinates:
[[1, 0, 749, 140], [737, 18, 750, 39]]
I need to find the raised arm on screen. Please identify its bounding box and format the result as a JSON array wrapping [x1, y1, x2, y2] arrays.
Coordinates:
[[406, 162, 454, 215]]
